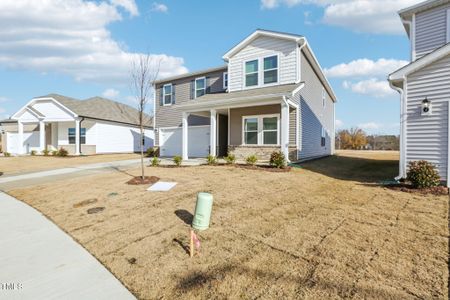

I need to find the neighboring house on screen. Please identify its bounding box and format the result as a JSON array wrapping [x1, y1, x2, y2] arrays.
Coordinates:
[[154, 29, 337, 162], [0, 94, 154, 155], [389, 0, 450, 185]]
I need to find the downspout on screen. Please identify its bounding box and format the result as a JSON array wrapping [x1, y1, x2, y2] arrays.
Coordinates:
[[296, 39, 308, 160], [389, 80, 405, 181], [79, 117, 85, 155], [282, 96, 290, 162]]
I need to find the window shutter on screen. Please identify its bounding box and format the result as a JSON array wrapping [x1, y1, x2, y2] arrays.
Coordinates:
[[206, 77, 211, 94], [172, 84, 176, 104], [159, 87, 164, 106], [190, 80, 195, 99]]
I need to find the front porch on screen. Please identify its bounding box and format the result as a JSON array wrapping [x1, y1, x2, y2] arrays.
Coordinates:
[[180, 97, 299, 162]]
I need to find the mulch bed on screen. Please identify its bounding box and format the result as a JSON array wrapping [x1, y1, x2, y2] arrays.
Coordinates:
[[235, 164, 292, 172], [127, 176, 160, 185], [386, 184, 449, 196]]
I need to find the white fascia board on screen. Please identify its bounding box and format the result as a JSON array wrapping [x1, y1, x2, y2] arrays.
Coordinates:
[[292, 82, 305, 95], [222, 30, 304, 61], [389, 44, 450, 81], [11, 97, 78, 120]]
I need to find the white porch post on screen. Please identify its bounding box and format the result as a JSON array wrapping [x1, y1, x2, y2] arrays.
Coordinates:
[[210, 109, 217, 156], [75, 119, 80, 155], [17, 120, 24, 155], [39, 120, 45, 152], [182, 112, 189, 160], [281, 100, 290, 162]]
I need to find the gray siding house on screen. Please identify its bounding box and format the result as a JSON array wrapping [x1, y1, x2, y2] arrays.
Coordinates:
[[389, 0, 450, 184], [154, 29, 337, 162]]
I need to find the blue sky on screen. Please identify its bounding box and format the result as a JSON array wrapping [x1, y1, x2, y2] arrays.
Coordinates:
[[0, 0, 423, 134]]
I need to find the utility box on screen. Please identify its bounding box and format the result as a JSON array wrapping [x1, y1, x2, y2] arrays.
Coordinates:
[[192, 192, 214, 231]]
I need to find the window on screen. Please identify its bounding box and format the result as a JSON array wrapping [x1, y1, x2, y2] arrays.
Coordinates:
[[322, 88, 326, 108], [223, 72, 228, 89], [163, 84, 172, 105], [195, 77, 206, 98], [245, 60, 259, 87], [68, 128, 86, 144], [321, 127, 326, 147], [243, 114, 279, 145], [263, 55, 278, 84]]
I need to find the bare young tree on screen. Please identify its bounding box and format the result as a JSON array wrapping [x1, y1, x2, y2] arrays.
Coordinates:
[[130, 54, 161, 180]]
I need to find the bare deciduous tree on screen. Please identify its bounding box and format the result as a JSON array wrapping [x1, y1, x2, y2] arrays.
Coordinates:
[[130, 54, 161, 180]]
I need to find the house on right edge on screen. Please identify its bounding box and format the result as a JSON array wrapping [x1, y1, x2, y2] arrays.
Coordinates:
[[389, 0, 450, 185]]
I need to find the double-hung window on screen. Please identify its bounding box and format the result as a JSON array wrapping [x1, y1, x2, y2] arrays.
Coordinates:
[[263, 55, 278, 84], [223, 72, 228, 89], [245, 60, 259, 87], [163, 84, 173, 105], [321, 127, 326, 147], [68, 128, 86, 144], [195, 77, 206, 98], [243, 114, 279, 145]]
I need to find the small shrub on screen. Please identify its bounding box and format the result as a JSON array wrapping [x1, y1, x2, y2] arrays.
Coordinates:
[[151, 156, 160, 167], [206, 154, 217, 165], [42, 149, 50, 156], [57, 148, 69, 157], [245, 154, 258, 166], [270, 151, 287, 169], [3, 152, 11, 157], [224, 153, 236, 165], [52, 150, 58, 156], [407, 160, 440, 188], [30, 150, 37, 156], [173, 156, 182, 167], [146, 147, 155, 157]]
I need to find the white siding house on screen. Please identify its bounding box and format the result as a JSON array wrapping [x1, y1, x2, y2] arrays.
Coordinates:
[[1, 94, 154, 155]]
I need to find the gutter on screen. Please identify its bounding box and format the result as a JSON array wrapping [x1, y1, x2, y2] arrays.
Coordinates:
[[389, 79, 406, 181]]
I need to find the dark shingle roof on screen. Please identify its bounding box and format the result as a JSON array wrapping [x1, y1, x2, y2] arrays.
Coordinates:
[[41, 94, 152, 128]]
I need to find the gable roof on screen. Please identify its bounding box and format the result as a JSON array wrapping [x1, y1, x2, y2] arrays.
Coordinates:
[[389, 42, 450, 81], [399, 0, 450, 17], [154, 65, 227, 85], [33, 94, 152, 128]]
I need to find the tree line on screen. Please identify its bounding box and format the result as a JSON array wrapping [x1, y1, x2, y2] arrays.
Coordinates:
[[335, 128, 399, 150]]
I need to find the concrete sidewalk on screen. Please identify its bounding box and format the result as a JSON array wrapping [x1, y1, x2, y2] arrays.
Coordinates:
[[0, 191, 136, 300]]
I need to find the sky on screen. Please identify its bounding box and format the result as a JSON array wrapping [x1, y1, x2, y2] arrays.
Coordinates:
[[0, 0, 424, 135]]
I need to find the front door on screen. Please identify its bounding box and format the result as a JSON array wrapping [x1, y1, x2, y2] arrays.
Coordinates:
[[217, 114, 228, 157]]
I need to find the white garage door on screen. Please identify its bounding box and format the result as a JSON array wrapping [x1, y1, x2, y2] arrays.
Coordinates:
[[160, 126, 210, 157], [6, 132, 40, 154]]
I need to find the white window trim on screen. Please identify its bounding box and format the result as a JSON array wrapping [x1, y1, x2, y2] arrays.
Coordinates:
[[242, 114, 280, 146], [223, 72, 228, 90], [243, 54, 280, 90], [194, 77, 206, 99], [162, 83, 173, 106]]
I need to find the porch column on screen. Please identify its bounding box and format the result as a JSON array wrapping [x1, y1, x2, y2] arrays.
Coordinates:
[[182, 112, 189, 160], [17, 120, 24, 155], [39, 120, 45, 152], [75, 119, 80, 155], [281, 101, 290, 162], [210, 109, 217, 156]]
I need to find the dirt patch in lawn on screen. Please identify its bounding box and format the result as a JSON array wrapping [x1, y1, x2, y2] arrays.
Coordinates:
[[126, 176, 160, 185], [9, 151, 448, 299]]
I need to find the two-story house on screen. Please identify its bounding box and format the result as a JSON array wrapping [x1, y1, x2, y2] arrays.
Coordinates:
[[154, 29, 337, 162], [389, 0, 450, 185]]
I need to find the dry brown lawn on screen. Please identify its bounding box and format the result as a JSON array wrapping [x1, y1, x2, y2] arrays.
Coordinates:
[[0, 153, 141, 175], [9, 151, 449, 299]]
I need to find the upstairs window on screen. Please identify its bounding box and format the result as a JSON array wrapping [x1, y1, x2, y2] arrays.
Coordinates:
[[195, 77, 206, 98], [163, 84, 173, 105], [68, 128, 86, 144], [223, 72, 228, 89], [245, 60, 259, 87], [263, 55, 278, 84]]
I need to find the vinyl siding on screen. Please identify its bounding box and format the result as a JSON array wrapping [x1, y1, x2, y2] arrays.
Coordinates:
[[415, 5, 449, 58], [405, 54, 450, 180], [298, 52, 334, 160], [154, 69, 226, 145], [228, 36, 298, 92]]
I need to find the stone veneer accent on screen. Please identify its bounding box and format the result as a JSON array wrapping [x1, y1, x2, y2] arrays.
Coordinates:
[[228, 145, 297, 161], [59, 144, 97, 155]]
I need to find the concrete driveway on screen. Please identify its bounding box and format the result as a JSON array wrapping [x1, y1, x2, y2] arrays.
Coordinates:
[[0, 191, 136, 300]]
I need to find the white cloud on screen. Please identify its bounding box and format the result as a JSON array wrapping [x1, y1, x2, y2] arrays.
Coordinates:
[[102, 88, 120, 99], [335, 119, 344, 128], [343, 78, 395, 98], [0, 0, 187, 84], [324, 58, 408, 78], [110, 0, 139, 16], [260, 0, 424, 34], [358, 122, 381, 130], [0, 97, 9, 103], [151, 2, 168, 13]]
